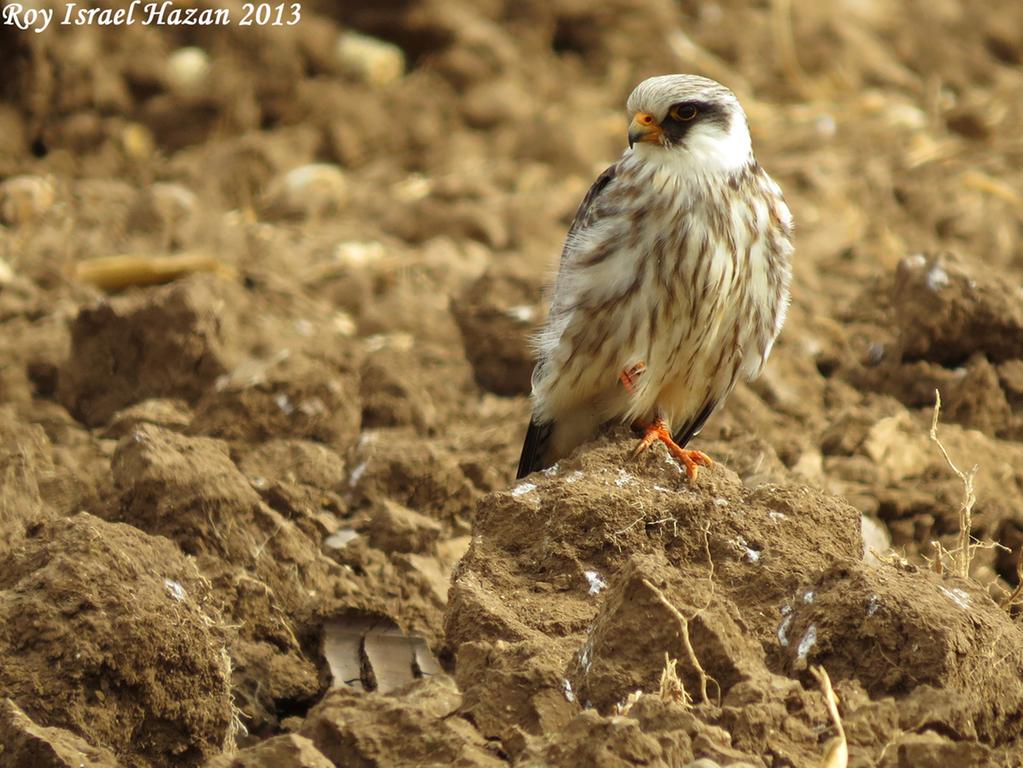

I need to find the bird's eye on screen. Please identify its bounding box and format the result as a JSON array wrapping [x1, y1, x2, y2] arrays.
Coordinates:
[[670, 104, 698, 122]]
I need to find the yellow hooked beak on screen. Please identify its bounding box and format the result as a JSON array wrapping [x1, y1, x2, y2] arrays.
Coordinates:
[[628, 111, 663, 148]]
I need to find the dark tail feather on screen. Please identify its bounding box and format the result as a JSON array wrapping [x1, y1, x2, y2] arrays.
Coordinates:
[[672, 400, 717, 449], [516, 417, 553, 479]]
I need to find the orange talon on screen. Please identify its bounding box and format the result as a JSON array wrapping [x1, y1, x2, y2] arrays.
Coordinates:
[[618, 362, 646, 395], [631, 417, 713, 481]]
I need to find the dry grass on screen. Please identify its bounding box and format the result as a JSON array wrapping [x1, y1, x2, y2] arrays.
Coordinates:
[[927, 389, 979, 579], [616, 651, 692, 716], [75, 252, 235, 292], [927, 390, 1020, 611], [657, 653, 691, 707], [810, 665, 848, 768], [998, 548, 1023, 612]]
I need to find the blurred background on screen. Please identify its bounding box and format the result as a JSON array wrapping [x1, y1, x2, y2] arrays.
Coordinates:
[[2, 0, 1023, 764], [3, 0, 1022, 535]]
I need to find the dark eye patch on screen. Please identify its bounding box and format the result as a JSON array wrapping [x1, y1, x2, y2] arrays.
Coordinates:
[[661, 100, 730, 144]]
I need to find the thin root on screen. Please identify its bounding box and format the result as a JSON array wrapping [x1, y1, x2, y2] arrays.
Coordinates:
[[642, 576, 719, 706]]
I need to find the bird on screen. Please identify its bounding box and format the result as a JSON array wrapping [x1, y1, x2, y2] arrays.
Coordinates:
[[516, 74, 793, 481]]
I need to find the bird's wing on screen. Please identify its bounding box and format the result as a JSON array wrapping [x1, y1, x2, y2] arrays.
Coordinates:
[[570, 162, 619, 232], [517, 163, 620, 478], [559, 162, 618, 264], [540, 160, 620, 341]]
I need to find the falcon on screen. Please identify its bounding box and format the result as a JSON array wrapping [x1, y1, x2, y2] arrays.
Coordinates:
[[517, 74, 793, 480]]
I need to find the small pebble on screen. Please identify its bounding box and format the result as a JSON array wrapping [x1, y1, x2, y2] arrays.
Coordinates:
[[167, 46, 210, 95], [0, 175, 56, 225], [336, 31, 405, 87], [263, 164, 349, 219]]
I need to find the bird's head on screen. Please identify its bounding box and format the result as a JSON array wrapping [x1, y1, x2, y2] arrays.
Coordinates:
[[625, 74, 753, 174]]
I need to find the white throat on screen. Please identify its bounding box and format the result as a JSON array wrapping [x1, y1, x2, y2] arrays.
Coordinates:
[[631, 117, 753, 180]]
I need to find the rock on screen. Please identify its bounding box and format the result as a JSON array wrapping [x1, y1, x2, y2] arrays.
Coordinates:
[[0, 175, 56, 225], [451, 269, 541, 396], [59, 277, 239, 427], [235, 438, 346, 492], [876, 731, 992, 768], [892, 253, 1023, 365], [191, 351, 360, 446], [364, 499, 443, 553], [359, 339, 476, 433], [204, 734, 333, 768], [348, 432, 480, 530], [0, 699, 120, 768], [445, 431, 867, 763], [167, 46, 211, 95], [110, 424, 345, 732], [261, 164, 349, 220], [336, 31, 405, 87], [300, 676, 502, 768], [0, 514, 234, 766], [782, 561, 1023, 742]]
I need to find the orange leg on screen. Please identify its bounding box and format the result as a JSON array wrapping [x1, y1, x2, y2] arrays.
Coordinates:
[[631, 417, 713, 481], [618, 362, 646, 395]]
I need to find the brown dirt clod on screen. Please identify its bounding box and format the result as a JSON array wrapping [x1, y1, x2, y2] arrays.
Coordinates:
[[0, 514, 234, 768], [58, 277, 238, 427], [6, 3, 1023, 766]]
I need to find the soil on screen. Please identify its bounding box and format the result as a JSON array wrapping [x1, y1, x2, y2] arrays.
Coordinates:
[[2, 1, 1023, 766]]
